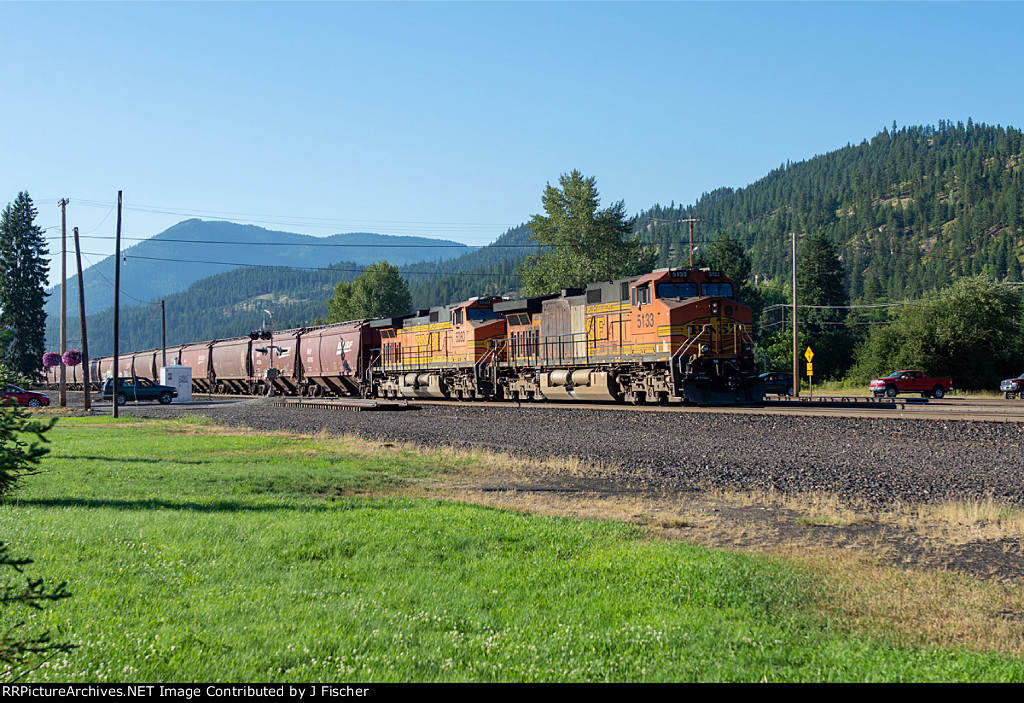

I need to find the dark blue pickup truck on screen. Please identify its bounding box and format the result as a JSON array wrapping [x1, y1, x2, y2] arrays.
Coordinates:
[[102, 377, 177, 405]]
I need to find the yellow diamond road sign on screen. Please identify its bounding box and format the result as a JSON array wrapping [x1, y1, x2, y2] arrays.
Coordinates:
[[804, 346, 814, 362]]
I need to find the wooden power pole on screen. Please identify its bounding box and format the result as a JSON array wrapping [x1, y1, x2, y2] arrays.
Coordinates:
[[112, 191, 121, 418], [58, 198, 68, 407], [683, 217, 702, 266], [73, 227, 91, 411], [792, 232, 799, 398]]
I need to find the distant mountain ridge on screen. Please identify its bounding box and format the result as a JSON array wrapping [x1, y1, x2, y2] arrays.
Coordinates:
[[48, 223, 535, 356], [45, 219, 468, 318], [44, 219, 468, 348]]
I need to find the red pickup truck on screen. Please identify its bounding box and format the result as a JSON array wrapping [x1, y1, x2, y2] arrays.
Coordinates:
[[869, 370, 954, 398]]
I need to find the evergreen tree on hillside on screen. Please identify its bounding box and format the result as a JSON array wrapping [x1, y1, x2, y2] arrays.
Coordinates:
[[697, 233, 752, 292], [0, 194, 49, 379], [796, 231, 855, 379], [638, 121, 1024, 306], [797, 231, 847, 332]]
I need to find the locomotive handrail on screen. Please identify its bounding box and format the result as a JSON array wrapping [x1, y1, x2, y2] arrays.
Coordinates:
[[672, 324, 712, 362], [538, 332, 589, 366], [474, 338, 508, 388], [741, 330, 768, 372]]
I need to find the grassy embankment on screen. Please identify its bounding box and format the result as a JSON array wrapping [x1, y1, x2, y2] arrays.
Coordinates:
[[2, 415, 1022, 682]]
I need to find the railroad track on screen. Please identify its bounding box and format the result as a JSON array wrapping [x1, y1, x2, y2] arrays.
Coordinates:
[[49, 390, 1024, 422]]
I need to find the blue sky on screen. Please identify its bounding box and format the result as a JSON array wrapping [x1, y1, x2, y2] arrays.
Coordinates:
[[3, 1, 1022, 285]]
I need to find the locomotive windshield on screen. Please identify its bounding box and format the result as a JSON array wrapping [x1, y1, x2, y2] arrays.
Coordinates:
[[656, 282, 699, 299], [702, 283, 734, 298], [466, 308, 499, 321]]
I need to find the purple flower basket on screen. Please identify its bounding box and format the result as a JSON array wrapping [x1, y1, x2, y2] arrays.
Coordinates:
[[62, 350, 83, 367], [42, 352, 62, 368]]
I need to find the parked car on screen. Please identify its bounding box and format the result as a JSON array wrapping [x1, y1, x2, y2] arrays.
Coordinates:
[[757, 371, 794, 396], [102, 377, 177, 405], [1000, 373, 1024, 399], [1, 384, 50, 408], [869, 370, 953, 398]]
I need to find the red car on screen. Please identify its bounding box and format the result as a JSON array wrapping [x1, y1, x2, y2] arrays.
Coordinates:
[[1, 384, 50, 408]]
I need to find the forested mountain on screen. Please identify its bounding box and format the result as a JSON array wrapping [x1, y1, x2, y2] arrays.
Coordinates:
[[640, 120, 1024, 301], [403, 224, 533, 309], [44, 220, 465, 320], [45, 219, 467, 351], [48, 225, 535, 357], [59, 262, 362, 358]]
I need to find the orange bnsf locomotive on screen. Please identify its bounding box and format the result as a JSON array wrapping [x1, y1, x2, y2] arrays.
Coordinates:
[[372, 267, 762, 405], [76, 266, 763, 405]]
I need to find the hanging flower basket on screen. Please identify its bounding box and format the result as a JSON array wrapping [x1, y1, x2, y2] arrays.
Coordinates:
[[42, 352, 62, 368], [62, 350, 83, 367]]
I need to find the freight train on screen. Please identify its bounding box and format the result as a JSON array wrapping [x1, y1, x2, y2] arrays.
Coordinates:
[[54, 267, 765, 405]]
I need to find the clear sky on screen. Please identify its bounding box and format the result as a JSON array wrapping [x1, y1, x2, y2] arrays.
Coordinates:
[[3, 1, 1022, 286]]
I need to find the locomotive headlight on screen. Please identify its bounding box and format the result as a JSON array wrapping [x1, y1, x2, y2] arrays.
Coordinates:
[[742, 343, 752, 352], [700, 344, 711, 354]]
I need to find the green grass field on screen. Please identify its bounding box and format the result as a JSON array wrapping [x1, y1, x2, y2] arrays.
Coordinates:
[[2, 416, 1022, 682]]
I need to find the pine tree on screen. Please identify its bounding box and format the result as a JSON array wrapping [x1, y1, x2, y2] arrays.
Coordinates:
[[0, 364, 72, 681], [797, 230, 847, 331], [0, 194, 49, 379]]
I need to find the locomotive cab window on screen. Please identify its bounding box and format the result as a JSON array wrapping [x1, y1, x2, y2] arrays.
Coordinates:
[[656, 282, 698, 299], [702, 283, 734, 298], [467, 308, 498, 321], [453, 310, 464, 326], [634, 284, 651, 307]]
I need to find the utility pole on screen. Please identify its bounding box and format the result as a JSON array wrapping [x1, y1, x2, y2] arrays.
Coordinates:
[[58, 198, 69, 407], [264, 309, 275, 397], [73, 227, 91, 411], [682, 217, 702, 267], [792, 232, 799, 398], [161, 300, 166, 369], [112, 191, 122, 418]]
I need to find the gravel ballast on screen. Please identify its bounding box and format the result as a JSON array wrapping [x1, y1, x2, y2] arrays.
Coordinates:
[[111, 398, 1024, 508]]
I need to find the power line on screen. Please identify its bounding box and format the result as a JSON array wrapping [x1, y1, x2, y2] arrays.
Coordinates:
[[43, 233, 536, 249], [66, 198, 521, 232]]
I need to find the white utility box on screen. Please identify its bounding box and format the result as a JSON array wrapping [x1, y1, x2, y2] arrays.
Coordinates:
[[160, 365, 193, 402]]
